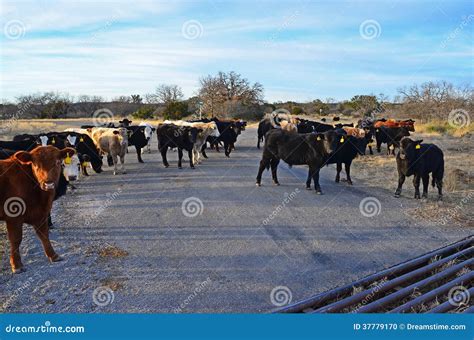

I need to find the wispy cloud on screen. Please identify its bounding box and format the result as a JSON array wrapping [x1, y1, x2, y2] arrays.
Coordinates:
[[1, 0, 472, 102]]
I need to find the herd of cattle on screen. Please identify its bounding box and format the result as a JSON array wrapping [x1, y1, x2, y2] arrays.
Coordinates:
[[0, 114, 444, 274]]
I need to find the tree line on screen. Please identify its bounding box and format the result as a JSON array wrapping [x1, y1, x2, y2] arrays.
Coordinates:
[[0, 71, 471, 122]]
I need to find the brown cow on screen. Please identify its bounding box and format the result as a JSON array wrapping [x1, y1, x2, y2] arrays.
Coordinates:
[[342, 127, 366, 138], [0, 146, 75, 273]]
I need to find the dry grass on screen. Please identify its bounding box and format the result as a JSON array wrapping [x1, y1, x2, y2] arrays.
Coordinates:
[[100, 277, 125, 291], [415, 120, 473, 137], [98, 244, 129, 258]]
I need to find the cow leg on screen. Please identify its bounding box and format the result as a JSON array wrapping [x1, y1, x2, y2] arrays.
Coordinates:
[[270, 159, 280, 185], [7, 221, 24, 273], [48, 214, 54, 229], [177, 148, 183, 169], [111, 153, 118, 175], [188, 149, 195, 169], [435, 176, 443, 201], [312, 168, 322, 194], [160, 147, 169, 168], [32, 219, 61, 263], [120, 153, 126, 174], [422, 174, 429, 199], [376, 141, 381, 153], [256, 155, 271, 186], [306, 169, 312, 189], [394, 173, 405, 197], [335, 163, 342, 183], [201, 144, 208, 158], [369, 145, 373, 155], [413, 174, 421, 199], [135, 146, 144, 163], [107, 154, 114, 166], [345, 162, 353, 185], [82, 164, 89, 176], [224, 142, 230, 157]]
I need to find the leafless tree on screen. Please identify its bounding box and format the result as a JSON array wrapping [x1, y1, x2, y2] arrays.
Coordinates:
[[147, 84, 184, 104]]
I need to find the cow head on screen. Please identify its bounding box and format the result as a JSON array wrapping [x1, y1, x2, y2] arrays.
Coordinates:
[[143, 125, 153, 140], [397, 127, 411, 140], [66, 134, 77, 147], [316, 130, 339, 156], [187, 127, 202, 144], [62, 153, 80, 182], [208, 122, 220, 137], [399, 137, 423, 161], [14, 146, 76, 191], [39, 135, 49, 146]]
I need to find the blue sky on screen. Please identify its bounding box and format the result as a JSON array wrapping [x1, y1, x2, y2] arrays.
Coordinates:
[[0, 0, 472, 102]]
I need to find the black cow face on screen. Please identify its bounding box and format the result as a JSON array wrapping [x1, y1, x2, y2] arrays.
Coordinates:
[[320, 130, 339, 155], [399, 138, 423, 162], [187, 128, 201, 144]]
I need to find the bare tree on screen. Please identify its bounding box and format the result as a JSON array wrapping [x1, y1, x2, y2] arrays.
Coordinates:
[[147, 84, 184, 104]]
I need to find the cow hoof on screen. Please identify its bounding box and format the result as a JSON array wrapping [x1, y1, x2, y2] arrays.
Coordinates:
[[113, 171, 117, 175], [122, 171, 127, 174], [306, 186, 311, 190], [335, 179, 340, 183], [256, 183, 261, 187], [164, 165, 169, 168], [437, 196, 443, 202], [139, 160, 144, 163], [49, 254, 63, 263], [315, 190, 323, 195], [394, 193, 401, 198], [12, 267, 26, 274], [190, 167, 195, 170], [414, 195, 420, 199], [347, 181, 353, 185], [273, 182, 280, 186]]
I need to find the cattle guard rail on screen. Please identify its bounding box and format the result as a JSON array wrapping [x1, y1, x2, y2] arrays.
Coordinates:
[[275, 236, 473, 313]]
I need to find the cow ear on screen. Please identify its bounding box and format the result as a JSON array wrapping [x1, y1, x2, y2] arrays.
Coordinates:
[[316, 133, 324, 141], [415, 139, 423, 144], [152, 128, 156, 132], [59, 147, 76, 159], [14, 151, 32, 164], [86, 128, 92, 133], [113, 130, 120, 135]]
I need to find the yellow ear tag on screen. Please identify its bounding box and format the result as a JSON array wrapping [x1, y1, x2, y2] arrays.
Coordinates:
[[316, 136, 321, 141], [376, 129, 379, 132], [80, 137, 84, 142], [82, 162, 89, 167], [415, 144, 421, 149], [340, 137, 345, 143], [389, 145, 394, 150], [51, 139, 56, 144], [64, 154, 72, 165]]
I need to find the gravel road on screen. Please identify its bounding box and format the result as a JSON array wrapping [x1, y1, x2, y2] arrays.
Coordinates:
[[0, 127, 470, 313]]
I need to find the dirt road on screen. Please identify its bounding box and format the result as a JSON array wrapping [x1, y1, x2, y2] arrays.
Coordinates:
[[0, 127, 470, 313]]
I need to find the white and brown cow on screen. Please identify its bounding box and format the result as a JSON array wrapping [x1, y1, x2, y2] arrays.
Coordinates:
[[87, 127, 128, 175]]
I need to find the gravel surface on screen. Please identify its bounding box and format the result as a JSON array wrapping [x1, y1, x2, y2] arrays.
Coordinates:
[[0, 127, 470, 313]]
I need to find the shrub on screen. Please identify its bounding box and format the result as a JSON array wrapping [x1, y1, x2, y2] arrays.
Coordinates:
[[132, 106, 156, 119], [163, 101, 188, 120], [292, 106, 304, 115]]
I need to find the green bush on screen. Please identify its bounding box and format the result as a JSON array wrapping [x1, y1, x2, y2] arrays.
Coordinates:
[[132, 106, 155, 119], [163, 101, 188, 120], [292, 106, 304, 115]]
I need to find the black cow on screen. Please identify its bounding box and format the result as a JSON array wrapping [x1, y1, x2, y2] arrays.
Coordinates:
[[204, 119, 238, 157], [125, 126, 149, 163], [395, 137, 444, 200], [256, 129, 339, 194], [0, 139, 40, 151], [319, 132, 368, 185], [375, 126, 410, 155], [14, 132, 103, 175], [156, 124, 201, 169], [118, 119, 133, 127], [297, 119, 335, 133], [257, 118, 274, 149]]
